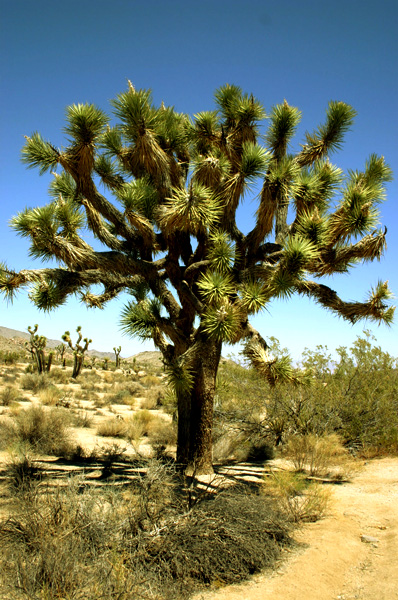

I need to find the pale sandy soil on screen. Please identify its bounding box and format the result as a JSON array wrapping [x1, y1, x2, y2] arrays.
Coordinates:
[[195, 457, 398, 600]]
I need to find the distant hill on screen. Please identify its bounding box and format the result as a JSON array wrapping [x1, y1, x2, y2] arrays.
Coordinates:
[[125, 350, 164, 370], [1, 326, 239, 367], [0, 326, 115, 360]]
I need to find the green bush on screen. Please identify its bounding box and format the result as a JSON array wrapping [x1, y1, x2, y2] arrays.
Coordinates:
[[215, 333, 398, 456], [0, 350, 22, 365]]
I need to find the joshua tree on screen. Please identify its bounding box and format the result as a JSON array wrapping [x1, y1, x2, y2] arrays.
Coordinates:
[[62, 326, 91, 379], [0, 83, 394, 473], [55, 342, 67, 367], [113, 345, 122, 368], [26, 324, 53, 373]]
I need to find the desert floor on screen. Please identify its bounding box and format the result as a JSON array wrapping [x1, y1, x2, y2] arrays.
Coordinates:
[[195, 456, 398, 600]]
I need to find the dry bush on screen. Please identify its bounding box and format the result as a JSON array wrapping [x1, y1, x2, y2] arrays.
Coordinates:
[[96, 417, 127, 438], [147, 419, 177, 449], [0, 458, 294, 600], [263, 471, 331, 523], [108, 371, 126, 383], [141, 386, 165, 410], [0, 371, 19, 385], [125, 419, 145, 445], [102, 372, 115, 384], [0, 350, 22, 365], [213, 423, 274, 464], [4, 453, 44, 496], [129, 409, 167, 438], [108, 381, 145, 397], [38, 385, 63, 406], [0, 385, 24, 406], [47, 368, 70, 384], [140, 374, 161, 388], [8, 405, 74, 456], [71, 410, 93, 428], [105, 386, 136, 406], [79, 380, 103, 393], [0, 481, 130, 600], [73, 389, 102, 403], [20, 373, 52, 393], [132, 484, 292, 593], [284, 433, 357, 479]]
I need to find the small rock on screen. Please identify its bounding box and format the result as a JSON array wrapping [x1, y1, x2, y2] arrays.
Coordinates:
[[361, 534, 379, 544]]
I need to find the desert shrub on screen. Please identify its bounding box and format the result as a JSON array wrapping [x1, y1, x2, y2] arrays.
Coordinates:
[[38, 385, 63, 406], [0, 458, 294, 600], [214, 334, 398, 456], [0, 369, 19, 385], [47, 367, 70, 384], [0, 420, 15, 451], [122, 381, 145, 396], [130, 410, 157, 436], [284, 433, 356, 479], [4, 453, 44, 495], [9, 405, 74, 456], [263, 471, 330, 523], [80, 380, 103, 392], [108, 371, 126, 383], [0, 350, 22, 365], [71, 410, 93, 428], [90, 394, 108, 407], [96, 417, 127, 438], [20, 373, 52, 393], [0, 481, 126, 600], [141, 386, 165, 410], [105, 387, 135, 406], [131, 484, 292, 593], [0, 385, 23, 406], [140, 374, 161, 388], [147, 419, 177, 449]]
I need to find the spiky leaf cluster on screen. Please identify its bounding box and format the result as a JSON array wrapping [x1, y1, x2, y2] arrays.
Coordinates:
[[2, 83, 394, 404]]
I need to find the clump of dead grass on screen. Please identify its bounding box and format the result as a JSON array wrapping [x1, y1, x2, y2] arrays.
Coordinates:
[[5, 405, 74, 456], [262, 470, 331, 522], [284, 433, 358, 480]]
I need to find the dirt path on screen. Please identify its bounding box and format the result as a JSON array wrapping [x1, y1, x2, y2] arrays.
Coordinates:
[[195, 457, 398, 600]]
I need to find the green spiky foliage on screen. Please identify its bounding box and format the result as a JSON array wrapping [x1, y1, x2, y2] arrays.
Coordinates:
[[25, 324, 53, 373], [1, 84, 394, 473], [62, 326, 91, 379]]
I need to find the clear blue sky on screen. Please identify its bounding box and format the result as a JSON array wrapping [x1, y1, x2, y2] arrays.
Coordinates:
[[1, 0, 397, 360]]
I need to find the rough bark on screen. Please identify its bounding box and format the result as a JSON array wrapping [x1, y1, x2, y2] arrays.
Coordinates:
[[185, 338, 222, 475], [176, 389, 191, 468]]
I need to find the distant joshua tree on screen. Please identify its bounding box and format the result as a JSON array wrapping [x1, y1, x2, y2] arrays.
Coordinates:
[[62, 326, 91, 379], [1, 83, 394, 473], [55, 342, 67, 367], [26, 324, 53, 373], [113, 345, 122, 368]]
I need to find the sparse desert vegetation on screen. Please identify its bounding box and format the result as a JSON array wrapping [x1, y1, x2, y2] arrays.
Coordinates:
[[0, 329, 397, 599]]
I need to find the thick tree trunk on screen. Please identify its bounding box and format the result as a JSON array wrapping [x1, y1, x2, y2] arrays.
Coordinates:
[[176, 389, 191, 468], [185, 338, 222, 475]]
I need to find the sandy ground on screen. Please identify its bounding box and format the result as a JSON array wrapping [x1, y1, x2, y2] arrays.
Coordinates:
[[193, 457, 398, 600]]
